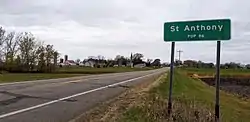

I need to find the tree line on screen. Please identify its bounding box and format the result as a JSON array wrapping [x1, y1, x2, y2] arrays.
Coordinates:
[[0, 27, 58, 73], [178, 60, 250, 69], [70, 53, 162, 68]]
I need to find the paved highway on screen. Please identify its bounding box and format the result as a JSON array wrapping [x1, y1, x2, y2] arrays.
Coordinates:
[[0, 68, 167, 122]]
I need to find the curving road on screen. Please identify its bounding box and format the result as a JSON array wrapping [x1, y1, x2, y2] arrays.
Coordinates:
[[0, 68, 167, 122]]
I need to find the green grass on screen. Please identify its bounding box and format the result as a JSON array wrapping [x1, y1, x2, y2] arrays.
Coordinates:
[[181, 67, 250, 76], [121, 70, 250, 122], [0, 67, 154, 83], [0, 73, 84, 83], [57, 66, 154, 74]]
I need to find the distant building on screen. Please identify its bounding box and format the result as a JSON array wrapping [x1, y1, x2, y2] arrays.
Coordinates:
[[64, 55, 68, 61], [80, 60, 95, 67], [134, 63, 146, 68], [127, 62, 133, 68], [64, 60, 76, 66]]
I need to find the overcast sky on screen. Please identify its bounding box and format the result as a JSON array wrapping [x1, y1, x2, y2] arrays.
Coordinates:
[[1, 0, 250, 63]]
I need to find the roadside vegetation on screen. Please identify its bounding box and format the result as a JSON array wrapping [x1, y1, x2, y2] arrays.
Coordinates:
[[57, 66, 154, 74], [181, 67, 250, 76], [0, 67, 154, 83], [176, 60, 250, 76], [0, 26, 160, 83], [115, 69, 250, 122]]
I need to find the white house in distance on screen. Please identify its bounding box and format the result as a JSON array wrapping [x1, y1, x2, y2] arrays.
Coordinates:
[[80, 60, 95, 67], [134, 63, 146, 68], [63, 60, 77, 66]]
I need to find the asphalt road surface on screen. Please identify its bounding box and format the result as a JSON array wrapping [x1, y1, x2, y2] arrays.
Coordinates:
[[0, 68, 167, 122]]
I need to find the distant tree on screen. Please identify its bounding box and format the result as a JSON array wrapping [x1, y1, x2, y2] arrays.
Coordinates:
[[18, 32, 37, 72], [0, 27, 5, 62], [114, 55, 121, 61], [162, 62, 169, 67], [36, 43, 46, 72], [183, 60, 198, 67], [246, 64, 250, 69], [224, 62, 241, 69], [29, 41, 41, 71], [3, 31, 21, 71], [115, 55, 127, 66], [147, 59, 153, 63], [75, 58, 81, 65], [146, 59, 153, 67], [0, 27, 60, 73], [175, 60, 182, 66], [152, 59, 161, 67], [133, 53, 143, 60], [97, 55, 105, 60], [132, 53, 144, 65], [13, 55, 22, 71], [88, 56, 96, 59], [204, 63, 214, 68], [44, 44, 56, 72], [106, 59, 115, 67], [53, 51, 59, 69], [197, 60, 203, 68]]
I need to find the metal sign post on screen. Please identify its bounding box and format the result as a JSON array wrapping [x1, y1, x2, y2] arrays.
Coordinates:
[[163, 19, 231, 120], [215, 41, 221, 122], [167, 41, 175, 115]]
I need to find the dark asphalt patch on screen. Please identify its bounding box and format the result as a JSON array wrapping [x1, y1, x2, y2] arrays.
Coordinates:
[[0, 91, 77, 106]]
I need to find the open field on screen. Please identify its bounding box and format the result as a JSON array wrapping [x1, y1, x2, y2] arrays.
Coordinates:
[[181, 67, 250, 77], [0, 67, 155, 83], [119, 70, 250, 122], [57, 66, 154, 74], [182, 68, 250, 99]]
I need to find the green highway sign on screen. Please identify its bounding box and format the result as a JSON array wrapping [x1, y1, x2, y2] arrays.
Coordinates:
[[164, 19, 231, 41]]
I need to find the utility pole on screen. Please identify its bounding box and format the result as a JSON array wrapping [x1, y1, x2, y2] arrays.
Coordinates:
[[177, 50, 183, 61]]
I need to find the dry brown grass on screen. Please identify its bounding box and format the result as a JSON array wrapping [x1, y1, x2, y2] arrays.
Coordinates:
[[70, 73, 216, 122], [119, 91, 215, 122], [69, 73, 164, 122]]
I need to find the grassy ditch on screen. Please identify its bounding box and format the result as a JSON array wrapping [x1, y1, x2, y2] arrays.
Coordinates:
[[181, 67, 250, 77], [120, 70, 250, 122]]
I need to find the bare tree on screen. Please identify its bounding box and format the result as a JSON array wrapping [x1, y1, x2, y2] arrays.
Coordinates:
[[45, 44, 55, 72], [0, 27, 5, 62], [29, 40, 43, 71], [53, 51, 59, 70], [97, 55, 105, 60], [4, 32, 21, 71], [0, 27, 5, 72], [0, 27, 60, 73], [133, 53, 144, 60], [18, 32, 36, 72], [36, 43, 45, 72]]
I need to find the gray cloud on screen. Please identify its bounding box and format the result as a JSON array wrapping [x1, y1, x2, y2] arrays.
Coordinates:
[[1, 0, 250, 63]]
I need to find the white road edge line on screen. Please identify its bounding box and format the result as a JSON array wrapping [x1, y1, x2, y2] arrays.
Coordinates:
[[0, 71, 162, 119], [0, 71, 146, 86]]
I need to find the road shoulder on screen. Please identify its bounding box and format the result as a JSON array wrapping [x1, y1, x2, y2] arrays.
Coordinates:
[[69, 73, 165, 122]]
